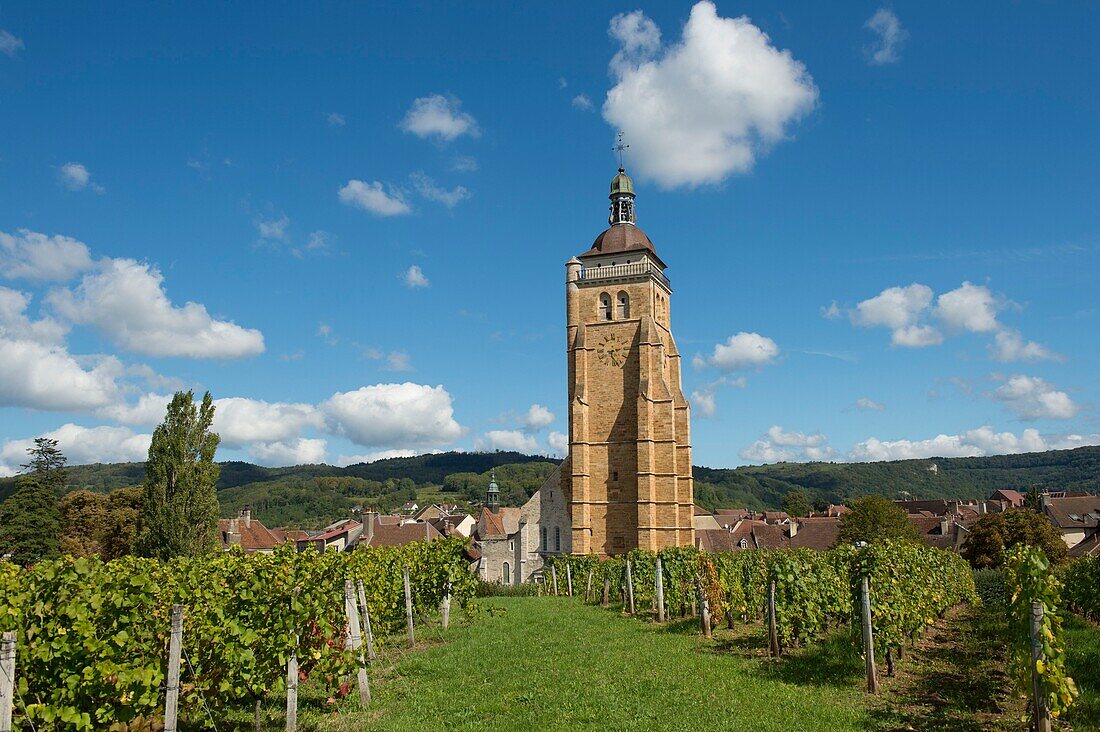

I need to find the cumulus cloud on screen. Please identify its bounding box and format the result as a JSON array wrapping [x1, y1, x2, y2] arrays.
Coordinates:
[[690, 388, 717, 417], [248, 438, 327, 467], [0, 424, 151, 476], [696, 332, 779, 372], [475, 429, 540, 453], [990, 329, 1062, 363], [48, 258, 265, 359], [98, 392, 172, 426], [855, 397, 886, 412], [399, 94, 479, 143], [410, 172, 471, 209], [338, 180, 412, 216], [603, 2, 817, 187], [571, 94, 594, 111], [0, 29, 24, 57], [847, 426, 1076, 461], [0, 338, 121, 411], [934, 282, 1000, 333], [990, 375, 1079, 420], [740, 425, 834, 463], [520, 404, 555, 432], [320, 383, 464, 448], [404, 265, 430, 288], [851, 283, 940, 347], [548, 431, 568, 457], [335, 449, 420, 466], [213, 397, 323, 448], [0, 287, 67, 345], [58, 162, 105, 193], [0, 230, 95, 282], [256, 214, 289, 242], [864, 8, 908, 65]]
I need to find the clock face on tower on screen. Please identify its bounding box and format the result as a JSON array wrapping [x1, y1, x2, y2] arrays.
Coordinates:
[[594, 332, 629, 367]]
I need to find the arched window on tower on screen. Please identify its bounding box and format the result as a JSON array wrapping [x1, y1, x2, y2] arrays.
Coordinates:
[[503, 561, 511, 584], [554, 526, 561, 552], [599, 293, 612, 321], [617, 291, 630, 319]]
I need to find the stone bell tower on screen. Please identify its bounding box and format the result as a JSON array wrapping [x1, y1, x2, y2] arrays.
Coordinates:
[[560, 166, 694, 556]]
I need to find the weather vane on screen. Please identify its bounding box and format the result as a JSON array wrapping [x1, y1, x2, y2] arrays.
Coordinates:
[[613, 131, 629, 170]]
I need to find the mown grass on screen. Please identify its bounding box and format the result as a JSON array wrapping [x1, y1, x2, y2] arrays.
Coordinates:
[[1063, 613, 1100, 731], [307, 596, 870, 731]]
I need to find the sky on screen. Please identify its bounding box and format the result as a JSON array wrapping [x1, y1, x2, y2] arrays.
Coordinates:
[[0, 1, 1098, 473]]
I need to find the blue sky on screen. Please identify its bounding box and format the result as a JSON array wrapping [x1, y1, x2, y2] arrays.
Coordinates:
[[0, 1, 1097, 472]]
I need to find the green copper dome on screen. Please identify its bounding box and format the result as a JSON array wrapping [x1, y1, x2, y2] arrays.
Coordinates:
[[609, 168, 635, 197]]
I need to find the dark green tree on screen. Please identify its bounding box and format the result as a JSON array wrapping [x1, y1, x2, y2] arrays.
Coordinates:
[[781, 489, 812, 518], [835, 495, 919, 546], [1023, 487, 1043, 512], [962, 509, 1069, 568], [135, 391, 221, 560], [0, 438, 66, 565]]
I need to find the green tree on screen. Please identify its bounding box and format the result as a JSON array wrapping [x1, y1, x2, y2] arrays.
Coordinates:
[[103, 486, 143, 559], [781, 489, 812, 518], [0, 438, 66, 565], [58, 489, 109, 557], [961, 508, 1069, 568], [835, 495, 919, 546], [135, 391, 221, 560], [1022, 487, 1043, 512]]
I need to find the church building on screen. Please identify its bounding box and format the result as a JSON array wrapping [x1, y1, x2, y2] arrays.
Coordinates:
[[560, 165, 695, 555]]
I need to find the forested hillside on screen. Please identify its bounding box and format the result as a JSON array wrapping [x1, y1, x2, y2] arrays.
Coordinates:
[[2, 446, 1097, 528]]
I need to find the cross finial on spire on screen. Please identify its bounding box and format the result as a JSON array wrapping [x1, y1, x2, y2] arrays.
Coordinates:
[[613, 131, 629, 171]]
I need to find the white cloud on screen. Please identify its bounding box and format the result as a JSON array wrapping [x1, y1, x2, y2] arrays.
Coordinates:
[[58, 162, 104, 193], [690, 375, 745, 417], [48, 258, 265, 359], [0, 229, 95, 282], [990, 329, 1062, 363], [697, 332, 779, 372], [0, 29, 24, 57], [0, 287, 67, 345], [0, 424, 151, 476], [990, 375, 1079, 420], [335, 449, 419, 466], [248, 438, 327, 467], [384, 351, 412, 372], [292, 230, 332, 258], [99, 392, 172, 426], [410, 172, 471, 209], [892, 324, 944, 348], [327, 112, 346, 127], [855, 397, 886, 412], [864, 8, 908, 65], [740, 425, 834, 463], [934, 281, 1000, 333], [571, 94, 594, 111], [451, 156, 478, 173], [320, 383, 464, 448], [256, 214, 289, 241], [849, 426, 1059, 461], [821, 301, 842, 320], [852, 283, 939, 347], [520, 404, 555, 432], [548, 431, 568, 457], [213, 397, 322, 448], [338, 180, 412, 216], [0, 337, 121, 411], [690, 388, 717, 417], [475, 429, 539, 453], [603, 2, 817, 188], [404, 265, 430, 288], [399, 94, 479, 143]]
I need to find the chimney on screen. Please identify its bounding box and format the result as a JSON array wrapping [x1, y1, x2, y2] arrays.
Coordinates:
[[227, 517, 242, 546], [240, 507, 252, 529], [363, 512, 377, 547], [940, 518, 950, 536], [788, 521, 798, 538], [980, 501, 987, 514]]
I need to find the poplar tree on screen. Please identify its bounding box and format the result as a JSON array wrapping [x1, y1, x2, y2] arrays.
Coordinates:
[[0, 438, 66, 565], [136, 390, 221, 560]]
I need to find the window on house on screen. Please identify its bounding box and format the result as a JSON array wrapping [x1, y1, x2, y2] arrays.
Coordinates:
[[554, 526, 561, 552], [509, 540, 514, 551], [503, 562, 511, 584], [599, 293, 612, 321], [739, 538, 748, 549], [617, 292, 629, 319], [541, 526, 547, 551]]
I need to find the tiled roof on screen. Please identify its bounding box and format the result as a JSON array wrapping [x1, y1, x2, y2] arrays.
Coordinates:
[[1045, 496, 1100, 528], [990, 489, 1025, 506], [1069, 532, 1100, 557], [269, 528, 308, 543], [476, 507, 522, 540], [218, 517, 280, 552], [367, 521, 442, 547], [790, 520, 839, 551]]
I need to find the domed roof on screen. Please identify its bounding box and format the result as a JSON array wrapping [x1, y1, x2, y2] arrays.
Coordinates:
[[580, 224, 665, 268], [610, 168, 635, 197]]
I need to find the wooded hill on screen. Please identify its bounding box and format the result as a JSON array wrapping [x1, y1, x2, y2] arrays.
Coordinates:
[[2, 446, 1097, 529]]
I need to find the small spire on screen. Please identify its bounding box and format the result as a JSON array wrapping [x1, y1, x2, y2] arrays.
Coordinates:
[[613, 131, 630, 171]]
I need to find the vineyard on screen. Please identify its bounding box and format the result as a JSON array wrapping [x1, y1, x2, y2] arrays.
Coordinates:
[[0, 539, 475, 730]]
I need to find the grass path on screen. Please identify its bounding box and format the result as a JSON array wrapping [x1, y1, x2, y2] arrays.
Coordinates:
[[349, 596, 870, 732]]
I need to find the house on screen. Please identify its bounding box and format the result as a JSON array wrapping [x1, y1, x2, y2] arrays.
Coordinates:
[[296, 518, 364, 553], [473, 465, 570, 585], [398, 501, 419, 515], [1043, 493, 1100, 553], [693, 505, 722, 532], [989, 489, 1026, 508], [218, 508, 289, 554], [429, 512, 476, 538]]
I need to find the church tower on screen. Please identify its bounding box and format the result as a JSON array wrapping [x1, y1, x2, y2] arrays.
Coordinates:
[[561, 166, 694, 556]]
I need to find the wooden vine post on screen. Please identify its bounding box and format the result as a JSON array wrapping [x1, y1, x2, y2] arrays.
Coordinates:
[[566, 564, 574, 597], [441, 581, 452, 631], [356, 579, 377, 661], [767, 580, 780, 658], [655, 557, 666, 623], [0, 631, 16, 732], [625, 560, 636, 615], [602, 575, 611, 608], [696, 576, 712, 639], [344, 581, 371, 706], [1030, 601, 1052, 732], [861, 576, 880, 694], [551, 564, 559, 596], [164, 604, 184, 732], [402, 565, 416, 648], [285, 638, 299, 732], [585, 569, 594, 603]]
